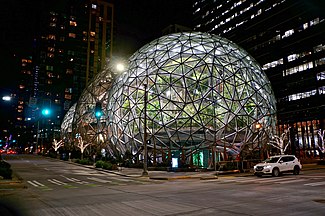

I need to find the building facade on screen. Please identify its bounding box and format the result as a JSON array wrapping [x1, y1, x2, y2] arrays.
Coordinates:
[[192, 0, 325, 158], [16, 0, 114, 153]]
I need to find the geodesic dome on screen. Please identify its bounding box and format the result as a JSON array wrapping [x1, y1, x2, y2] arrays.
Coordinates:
[[61, 103, 76, 140], [71, 63, 116, 154], [106, 32, 277, 161]]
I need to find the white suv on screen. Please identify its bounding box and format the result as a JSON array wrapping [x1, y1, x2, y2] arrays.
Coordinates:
[[253, 155, 302, 177]]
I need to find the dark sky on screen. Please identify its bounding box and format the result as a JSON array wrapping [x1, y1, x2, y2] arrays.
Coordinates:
[[114, 0, 193, 57], [0, 0, 193, 91]]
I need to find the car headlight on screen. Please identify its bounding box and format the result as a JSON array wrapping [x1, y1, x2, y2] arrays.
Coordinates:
[[264, 165, 271, 169]]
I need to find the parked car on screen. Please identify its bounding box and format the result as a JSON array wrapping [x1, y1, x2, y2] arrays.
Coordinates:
[[253, 155, 302, 177]]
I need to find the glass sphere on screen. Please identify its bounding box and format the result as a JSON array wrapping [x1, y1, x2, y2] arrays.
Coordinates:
[[106, 32, 277, 160]]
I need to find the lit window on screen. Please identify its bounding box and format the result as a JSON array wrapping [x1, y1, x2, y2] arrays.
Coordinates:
[[90, 31, 95, 37], [92, 4, 97, 9], [47, 53, 54, 58], [317, 72, 325, 80], [69, 33, 76, 38], [48, 34, 56, 40], [70, 21, 77, 26], [319, 86, 325, 94], [48, 47, 55, 52], [46, 65, 54, 71]]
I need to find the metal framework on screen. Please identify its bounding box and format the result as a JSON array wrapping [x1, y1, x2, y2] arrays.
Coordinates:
[[106, 32, 277, 163], [61, 32, 277, 165]]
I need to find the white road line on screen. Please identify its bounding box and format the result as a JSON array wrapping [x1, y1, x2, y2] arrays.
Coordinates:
[[256, 177, 296, 183], [304, 181, 325, 186], [48, 179, 67, 185], [277, 179, 307, 184], [87, 177, 112, 183], [110, 177, 133, 182], [67, 177, 89, 184], [27, 180, 45, 187]]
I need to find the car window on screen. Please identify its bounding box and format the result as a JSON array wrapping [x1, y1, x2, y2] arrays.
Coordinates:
[[268, 157, 280, 163], [281, 157, 288, 162], [281, 156, 295, 162]]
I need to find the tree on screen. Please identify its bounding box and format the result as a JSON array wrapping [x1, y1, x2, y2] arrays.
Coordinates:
[[269, 127, 290, 155], [318, 129, 325, 158], [52, 139, 64, 152], [76, 136, 91, 160]]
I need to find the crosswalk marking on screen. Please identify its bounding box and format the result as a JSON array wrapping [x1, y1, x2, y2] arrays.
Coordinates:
[[27, 180, 45, 187], [277, 179, 307, 184], [304, 181, 325, 186], [48, 178, 67, 185], [87, 177, 112, 183], [110, 177, 133, 182], [61, 175, 89, 184]]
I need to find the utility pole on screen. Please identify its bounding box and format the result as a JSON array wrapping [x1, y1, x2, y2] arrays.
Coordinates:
[[142, 83, 149, 176]]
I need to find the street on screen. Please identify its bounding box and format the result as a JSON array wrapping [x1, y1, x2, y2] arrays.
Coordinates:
[[1, 154, 325, 216]]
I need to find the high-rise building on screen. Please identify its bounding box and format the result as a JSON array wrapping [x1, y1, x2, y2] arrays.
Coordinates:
[[17, 0, 114, 152], [193, 0, 325, 157]]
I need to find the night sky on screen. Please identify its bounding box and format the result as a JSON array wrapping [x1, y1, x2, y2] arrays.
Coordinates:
[[0, 0, 193, 128]]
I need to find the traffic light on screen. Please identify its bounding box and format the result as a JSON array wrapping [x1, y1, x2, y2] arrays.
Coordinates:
[[95, 102, 102, 119], [41, 108, 51, 116]]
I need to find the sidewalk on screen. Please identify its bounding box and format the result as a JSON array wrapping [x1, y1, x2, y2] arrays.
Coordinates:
[[93, 167, 253, 180], [93, 162, 325, 180]]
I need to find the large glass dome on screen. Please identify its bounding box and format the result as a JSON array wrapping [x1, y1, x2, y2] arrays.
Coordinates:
[[106, 32, 277, 163]]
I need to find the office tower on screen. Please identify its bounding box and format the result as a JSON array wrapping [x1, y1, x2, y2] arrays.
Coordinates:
[[20, 0, 114, 152], [193, 0, 325, 157]]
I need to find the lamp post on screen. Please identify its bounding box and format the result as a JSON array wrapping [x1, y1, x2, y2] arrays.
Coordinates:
[[256, 122, 262, 160], [35, 108, 51, 154], [142, 83, 149, 176], [94, 102, 103, 160]]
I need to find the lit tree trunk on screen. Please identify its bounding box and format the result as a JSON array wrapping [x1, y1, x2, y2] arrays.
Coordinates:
[[77, 136, 91, 160]]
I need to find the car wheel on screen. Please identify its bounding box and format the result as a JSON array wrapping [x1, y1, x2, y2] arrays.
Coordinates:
[[293, 166, 300, 175], [272, 168, 280, 177]]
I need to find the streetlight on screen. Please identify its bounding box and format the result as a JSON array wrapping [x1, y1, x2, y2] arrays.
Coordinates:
[[142, 83, 149, 177], [256, 122, 262, 160]]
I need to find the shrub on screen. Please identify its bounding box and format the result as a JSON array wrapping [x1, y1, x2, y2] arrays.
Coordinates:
[[0, 161, 11, 169], [95, 160, 105, 168], [102, 161, 112, 170], [317, 160, 325, 165], [0, 161, 12, 179], [78, 159, 92, 165]]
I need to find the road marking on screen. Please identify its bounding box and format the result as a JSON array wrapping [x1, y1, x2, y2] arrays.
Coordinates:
[[110, 177, 133, 182], [48, 178, 67, 185], [255, 177, 296, 183], [27, 180, 45, 187], [61, 175, 89, 184], [304, 181, 325, 186], [277, 179, 307, 184], [27, 180, 52, 190], [87, 177, 112, 183]]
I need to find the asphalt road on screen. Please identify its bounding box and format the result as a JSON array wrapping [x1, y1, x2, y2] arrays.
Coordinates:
[[1, 154, 325, 216]]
